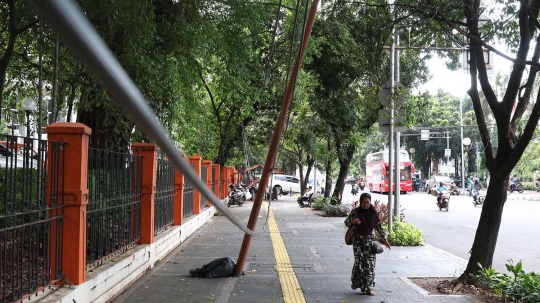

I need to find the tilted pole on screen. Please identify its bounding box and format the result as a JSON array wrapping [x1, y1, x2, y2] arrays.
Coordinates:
[[394, 31, 400, 220], [233, 0, 319, 277], [387, 25, 395, 232]]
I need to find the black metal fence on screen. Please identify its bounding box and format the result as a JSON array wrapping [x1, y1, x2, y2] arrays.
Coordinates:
[[183, 164, 194, 218], [154, 155, 175, 235], [200, 166, 207, 211], [86, 148, 142, 267], [0, 135, 64, 303]]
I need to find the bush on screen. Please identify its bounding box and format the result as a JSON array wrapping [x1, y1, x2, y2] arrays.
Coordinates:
[[522, 182, 536, 191], [471, 260, 540, 302], [322, 203, 352, 217], [371, 199, 405, 223], [377, 221, 423, 246], [312, 196, 335, 211]]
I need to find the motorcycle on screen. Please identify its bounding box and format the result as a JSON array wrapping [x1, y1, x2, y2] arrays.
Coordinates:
[[227, 185, 246, 207], [351, 184, 359, 195], [473, 189, 486, 207], [436, 190, 450, 211], [449, 184, 461, 196], [508, 180, 524, 193], [358, 180, 366, 191], [412, 179, 421, 192], [422, 179, 429, 193]]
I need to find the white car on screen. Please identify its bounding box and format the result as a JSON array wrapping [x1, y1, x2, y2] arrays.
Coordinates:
[[269, 174, 301, 195]]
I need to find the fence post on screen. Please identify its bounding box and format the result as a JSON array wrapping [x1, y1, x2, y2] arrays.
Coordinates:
[[131, 143, 157, 244], [46, 122, 91, 285], [212, 164, 221, 199], [221, 167, 228, 198], [202, 160, 212, 207], [174, 153, 186, 225], [188, 155, 202, 214]]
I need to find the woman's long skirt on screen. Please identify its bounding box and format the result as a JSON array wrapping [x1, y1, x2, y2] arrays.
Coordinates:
[[351, 234, 377, 292]]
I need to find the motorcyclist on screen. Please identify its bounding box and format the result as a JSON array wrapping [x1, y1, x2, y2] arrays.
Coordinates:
[[298, 186, 313, 207], [465, 176, 473, 195], [510, 174, 518, 192], [472, 179, 484, 202], [437, 182, 448, 205]]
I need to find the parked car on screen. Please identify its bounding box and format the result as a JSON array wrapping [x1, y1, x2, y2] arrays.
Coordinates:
[[270, 173, 301, 195], [428, 175, 454, 190], [0, 143, 37, 168]]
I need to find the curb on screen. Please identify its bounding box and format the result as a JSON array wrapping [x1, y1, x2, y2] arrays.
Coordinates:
[[507, 195, 540, 201]]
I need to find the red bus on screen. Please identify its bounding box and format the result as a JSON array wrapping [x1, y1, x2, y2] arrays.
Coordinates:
[[365, 150, 414, 193]]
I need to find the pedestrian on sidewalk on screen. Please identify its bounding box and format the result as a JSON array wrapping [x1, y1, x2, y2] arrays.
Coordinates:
[[344, 193, 391, 296]]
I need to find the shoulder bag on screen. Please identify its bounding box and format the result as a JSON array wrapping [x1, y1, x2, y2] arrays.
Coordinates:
[[345, 225, 356, 245], [362, 216, 384, 254]]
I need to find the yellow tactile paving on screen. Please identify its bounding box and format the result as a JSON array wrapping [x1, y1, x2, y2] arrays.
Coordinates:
[[264, 202, 307, 303]]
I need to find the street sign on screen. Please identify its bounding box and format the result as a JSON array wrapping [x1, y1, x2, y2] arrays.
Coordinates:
[[445, 149, 451, 157], [379, 109, 407, 132], [378, 81, 404, 107], [420, 130, 429, 140]]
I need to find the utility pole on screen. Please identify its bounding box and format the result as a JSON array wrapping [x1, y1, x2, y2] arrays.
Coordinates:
[[394, 31, 401, 220], [387, 26, 395, 232], [460, 99, 465, 189]]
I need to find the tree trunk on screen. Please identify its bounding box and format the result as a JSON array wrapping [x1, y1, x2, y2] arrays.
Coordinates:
[[422, 154, 430, 179], [332, 145, 355, 204], [459, 173, 508, 283], [300, 155, 314, 194], [324, 136, 332, 198]]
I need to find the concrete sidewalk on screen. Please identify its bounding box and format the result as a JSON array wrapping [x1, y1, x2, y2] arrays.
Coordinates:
[[112, 196, 482, 303]]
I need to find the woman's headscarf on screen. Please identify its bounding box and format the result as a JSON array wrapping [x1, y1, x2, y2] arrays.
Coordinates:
[[355, 192, 380, 235]]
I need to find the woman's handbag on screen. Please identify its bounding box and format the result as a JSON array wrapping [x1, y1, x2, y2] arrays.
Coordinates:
[[371, 240, 384, 254], [345, 226, 356, 245]]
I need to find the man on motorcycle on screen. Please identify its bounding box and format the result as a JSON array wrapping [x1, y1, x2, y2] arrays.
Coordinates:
[[437, 182, 448, 205], [472, 179, 484, 202], [510, 174, 518, 192], [298, 186, 313, 207]]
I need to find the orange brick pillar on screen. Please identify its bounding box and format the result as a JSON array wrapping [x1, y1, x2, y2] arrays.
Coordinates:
[[131, 143, 157, 244], [212, 164, 221, 199], [202, 160, 212, 207], [221, 167, 229, 198], [174, 153, 186, 225], [46, 122, 91, 285], [189, 155, 202, 214]]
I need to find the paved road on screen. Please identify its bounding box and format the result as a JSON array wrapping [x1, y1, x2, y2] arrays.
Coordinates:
[[341, 184, 540, 273]]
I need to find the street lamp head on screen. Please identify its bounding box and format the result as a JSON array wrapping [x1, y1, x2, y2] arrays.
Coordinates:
[[21, 97, 36, 112], [463, 137, 471, 146], [409, 147, 416, 154]]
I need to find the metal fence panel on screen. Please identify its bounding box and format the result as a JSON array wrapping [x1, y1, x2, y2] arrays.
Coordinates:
[[86, 148, 142, 267], [183, 164, 194, 218], [0, 135, 64, 303], [200, 166, 207, 211], [154, 156, 175, 235]]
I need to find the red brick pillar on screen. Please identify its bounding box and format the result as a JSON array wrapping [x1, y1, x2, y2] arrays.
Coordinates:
[[188, 155, 202, 214], [212, 164, 221, 199], [174, 153, 186, 225], [46, 122, 91, 285], [131, 143, 157, 244], [202, 160, 212, 207]]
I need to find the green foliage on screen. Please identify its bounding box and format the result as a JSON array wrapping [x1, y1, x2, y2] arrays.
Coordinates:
[[471, 260, 540, 302], [0, 167, 44, 226], [371, 199, 405, 223], [312, 196, 332, 211], [378, 221, 424, 246], [321, 203, 351, 217]]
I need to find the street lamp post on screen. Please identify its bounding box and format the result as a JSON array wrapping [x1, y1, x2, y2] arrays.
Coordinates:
[[22, 98, 36, 138]]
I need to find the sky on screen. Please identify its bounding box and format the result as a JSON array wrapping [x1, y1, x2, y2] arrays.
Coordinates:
[[418, 50, 513, 97]]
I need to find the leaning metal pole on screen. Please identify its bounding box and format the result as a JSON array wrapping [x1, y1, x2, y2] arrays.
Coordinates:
[[233, 0, 319, 277], [28, 0, 256, 236], [394, 31, 400, 220]]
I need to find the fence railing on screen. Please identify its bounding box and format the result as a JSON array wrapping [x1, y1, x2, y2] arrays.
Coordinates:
[[86, 148, 142, 267], [200, 166, 207, 211], [0, 135, 65, 303], [154, 156, 175, 235], [183, 164, 195, 218]]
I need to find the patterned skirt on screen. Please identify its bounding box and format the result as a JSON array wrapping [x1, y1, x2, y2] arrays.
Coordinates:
[[351, 234, 377, 291]]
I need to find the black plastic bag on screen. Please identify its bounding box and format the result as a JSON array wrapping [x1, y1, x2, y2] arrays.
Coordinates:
[[189, 257, 237, 279]]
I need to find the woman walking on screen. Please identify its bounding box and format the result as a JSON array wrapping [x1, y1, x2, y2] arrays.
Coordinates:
[[344, 193, 391, 295]]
